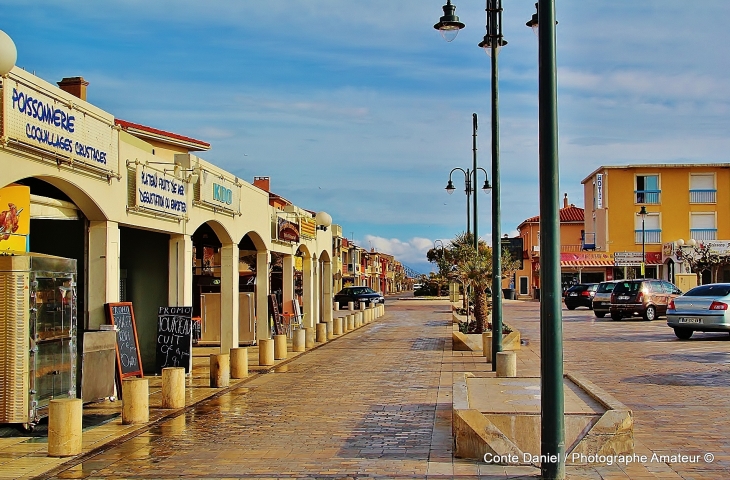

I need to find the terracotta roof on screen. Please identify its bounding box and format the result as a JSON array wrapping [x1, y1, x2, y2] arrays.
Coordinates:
[[520, 205, 585, 226], [115, 119, 210, 151]]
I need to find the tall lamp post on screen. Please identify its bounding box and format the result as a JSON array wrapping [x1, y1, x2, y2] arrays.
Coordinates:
[[638, 206, 647, 277], [445, 165, 491, 245], [434, 0, 506, 371], [527, 2, 565, 479]]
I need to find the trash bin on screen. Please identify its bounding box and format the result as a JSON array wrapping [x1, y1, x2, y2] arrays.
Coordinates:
[[502, 288, 515, 300]]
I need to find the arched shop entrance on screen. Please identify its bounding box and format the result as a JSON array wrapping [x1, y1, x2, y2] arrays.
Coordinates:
[[238, 232, 269, 344], [192, 222, 224, 345]]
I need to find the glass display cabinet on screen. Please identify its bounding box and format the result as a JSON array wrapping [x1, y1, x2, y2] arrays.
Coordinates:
[[0, 253, 77, 428]]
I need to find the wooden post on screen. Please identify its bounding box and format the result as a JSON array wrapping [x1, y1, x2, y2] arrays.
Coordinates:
[[122, 377, 149, 424], [210, 353, 230, 387], [48, 398, 83, 457], [162, 367, 186, 409], [230, 347, 249, 378]]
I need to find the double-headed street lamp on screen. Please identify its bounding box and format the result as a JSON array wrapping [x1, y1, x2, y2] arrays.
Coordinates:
[[435, 0, 505, 372]]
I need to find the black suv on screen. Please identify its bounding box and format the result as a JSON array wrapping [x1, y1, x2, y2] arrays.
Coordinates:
[[563, 283, 598, 310], [610, 279, 682, 321]]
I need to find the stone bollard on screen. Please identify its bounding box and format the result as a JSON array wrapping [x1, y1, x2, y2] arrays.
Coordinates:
[[326, 319, 334, 340], [292, 328, 306, 352], [347, 315, 355, 331], [334, 302, 340, 311], [162, 367, 186, 409], [316, 322, 328, 343], [48, 398, 82, 457], [348, 301, 355, 311], [230, 347, 249, 379], [334, 317, 343, 335], [482, 332, 493, 362], [496, 351, 517, 378], [259, 338, 275, 366], [274, 334, 288, 360], [304, 327, 315, 348], [359, 302, 366, 313], [356, 312, 364, 327], [210, 353, 230, 388], [122, 377, 149, 424]]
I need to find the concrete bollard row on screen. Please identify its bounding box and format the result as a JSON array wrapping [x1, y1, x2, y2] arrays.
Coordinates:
[[48, 398, 82, 457], [305, 327, 315, 348], [348, 301, 355, 311], [122, 377, 149, 424], [316, 322, 327, 342], [259, 338, 275, 366], [210, 353, 230, 388], [347, 315, 355, 331], [162, 367, 186, 409], [334, 317, 343, 335], [326, 319, 334, 340], [292, 328, 306, 352], [230, 347, 249, 378], [496, 351, 517, 377], [274, 334, 288, 360]]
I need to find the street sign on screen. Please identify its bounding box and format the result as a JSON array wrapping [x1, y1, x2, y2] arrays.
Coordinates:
[[613, 252, 644, 266]]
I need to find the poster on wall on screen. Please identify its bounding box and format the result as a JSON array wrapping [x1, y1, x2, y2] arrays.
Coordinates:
[[135, 164, 189, 218], [2, 69, 117, 175], [0, 185, 30, 252], [277, 216, 300, 243]]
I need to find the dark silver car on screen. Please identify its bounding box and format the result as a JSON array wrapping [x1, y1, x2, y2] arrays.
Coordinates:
[[592, 280, 620, 318], [667, 283, 730, 339], [610, 279, 682, 321]]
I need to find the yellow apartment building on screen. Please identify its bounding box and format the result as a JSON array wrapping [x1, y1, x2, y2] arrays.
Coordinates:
[[582, 164, 730, 284]]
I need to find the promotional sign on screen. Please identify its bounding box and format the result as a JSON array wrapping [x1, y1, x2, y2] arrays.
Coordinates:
[[0, 185, 30, 252], [277, 216, 300, 243], [613, 252, 645, 266], [701, 240, 730, 255], [199, 169, 240, 214], [135, 164, 189, 217], [155, 306, 193, 374], [105, 302, 143, 380], [595, 174, 604, 209], [2, 71, 117, 174]]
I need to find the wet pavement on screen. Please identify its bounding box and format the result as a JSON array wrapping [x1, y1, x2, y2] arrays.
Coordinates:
[[2, 298, 728, 479]]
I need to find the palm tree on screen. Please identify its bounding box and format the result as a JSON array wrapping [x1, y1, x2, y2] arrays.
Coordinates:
[[454, 244, 493, 333]]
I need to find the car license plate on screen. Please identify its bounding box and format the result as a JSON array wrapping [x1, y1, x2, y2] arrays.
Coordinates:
[[618, 295, 630, 300], [569, 293, 577, 296], [678, 317, 701, 324]]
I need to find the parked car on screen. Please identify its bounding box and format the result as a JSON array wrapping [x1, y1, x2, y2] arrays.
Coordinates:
[[610, 279, 682, 321], [334, 286, 384, 308], [667, 283, 730, 339], [563, 283, 598, 310], [591, 280, 620, 318]]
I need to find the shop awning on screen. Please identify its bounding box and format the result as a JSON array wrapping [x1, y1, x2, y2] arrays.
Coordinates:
[[561, 260, 614, 267], [30, 194, 80, 220]]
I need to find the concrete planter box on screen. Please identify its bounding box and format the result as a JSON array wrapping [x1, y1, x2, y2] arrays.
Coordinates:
[[453, 372, 633, 464], [452, 316, 520, 352]]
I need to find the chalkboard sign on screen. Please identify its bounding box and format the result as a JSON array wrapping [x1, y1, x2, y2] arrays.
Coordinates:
[[269, 294, 284, 336], [105, 302, 144, 380], [155, 306, 193, 374]]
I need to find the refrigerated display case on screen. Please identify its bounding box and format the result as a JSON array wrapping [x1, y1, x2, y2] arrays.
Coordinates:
[[0, 253, 77, 428]]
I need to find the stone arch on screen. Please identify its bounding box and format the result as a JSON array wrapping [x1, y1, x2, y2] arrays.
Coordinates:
[[189, 219, 233, 245], [7, 175, 108, 221]]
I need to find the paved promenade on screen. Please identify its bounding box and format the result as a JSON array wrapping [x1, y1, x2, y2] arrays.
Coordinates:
[[0, 298, 726, 479]]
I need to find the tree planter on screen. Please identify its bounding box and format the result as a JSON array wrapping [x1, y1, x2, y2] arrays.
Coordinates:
[[452, 321, 520, 352]]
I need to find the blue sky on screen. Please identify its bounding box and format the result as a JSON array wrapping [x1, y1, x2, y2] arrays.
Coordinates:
[[3, 1, 730, 274]]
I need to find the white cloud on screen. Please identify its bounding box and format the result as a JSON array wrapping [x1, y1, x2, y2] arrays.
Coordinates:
[[360, 235, 433, 266]]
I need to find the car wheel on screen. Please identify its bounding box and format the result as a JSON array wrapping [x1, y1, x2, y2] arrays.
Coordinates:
[[594, 312, 605, 318], [674, 328, 693, 340], [643, 305, 656, 321], [610, 312, 622, 321], [567, 305, 576, 310]]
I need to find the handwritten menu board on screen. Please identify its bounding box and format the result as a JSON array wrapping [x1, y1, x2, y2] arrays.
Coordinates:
[[155, 306, 193, 374], [105, 302, 144, 379]]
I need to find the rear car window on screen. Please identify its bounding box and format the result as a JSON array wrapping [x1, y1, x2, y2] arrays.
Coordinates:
[[685, 284, 730, 297], [613, 282, 641, 294], [596, 282, 616, 293]]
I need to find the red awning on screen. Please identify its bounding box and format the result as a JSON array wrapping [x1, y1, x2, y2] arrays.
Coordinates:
[[561, 260, 614, 267]]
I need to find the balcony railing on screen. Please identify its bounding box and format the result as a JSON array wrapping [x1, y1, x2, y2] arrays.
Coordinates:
[[690, 228, 717, 241], [689, 189, 716, 204], [635, 229, 662, 244], [560, 245, 583, 252], [635, 190, 661, 204]]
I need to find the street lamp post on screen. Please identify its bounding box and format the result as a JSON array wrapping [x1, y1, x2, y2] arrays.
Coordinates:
[[638, 206, 647, 277], [527, 2, 565, 478], [434, 0, 505, 371], [445, 165, 490, 244]]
